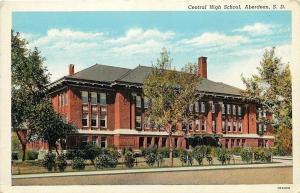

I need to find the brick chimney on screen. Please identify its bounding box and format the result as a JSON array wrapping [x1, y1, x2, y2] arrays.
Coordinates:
[[197, 56, 207, 79], [69, 64, 75, 76]]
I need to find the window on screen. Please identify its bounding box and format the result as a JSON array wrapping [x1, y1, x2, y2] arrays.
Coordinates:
[[242, 139, 246, 147], [231, 139, 235, 148], [91, 92, 97, 104], [227, 120, 231, 132], [233, 105, 236, 115], [263, 124, 267, 132], [222, 104, 225, 114], [212, 120, 216, 132], [233, 121, 236, 131], [136, 96, 141, 108], [144, 116, 149, 128], [174, 138, 178, 148], [263, 111, 267, 117], [258, 123, 263, 133], [201, 119, 206, 130], [147, 137, 152, 146], [100, 107, 107, 128], [227, 104, 231, 115], [201, 102, 205, 113], [162, 138, 167, 147], [101, 136, 107, 148], [211, 103, 215, 113], [238, 106, 242, 116], [92, 136, 98, 145], [238, 121, 242, 132], [59, 94, 62, 107], [195, 119, 200, 130], [81, 136, 88, 147], [144, 97, 149, 109], [82, 112, 88, 127], [189, 104, 193, 112], [222, 120, 226, 132], [139, 137, 144, 148], [136, 115, 141, 129], [91, 113, 98, 128], [100, 93, 106, 105], [236, 139, 240, 147], [81, 91, 88, 103], [195, 101, 199, 112]]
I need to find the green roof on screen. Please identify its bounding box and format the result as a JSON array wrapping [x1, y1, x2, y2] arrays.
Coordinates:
[[67, 64, 242, 96]]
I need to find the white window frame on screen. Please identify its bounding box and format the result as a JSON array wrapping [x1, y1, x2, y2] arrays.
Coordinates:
[[100, 107, 107, 128], [222, 104, 225, 114], [211, 103, 215, 113], [233, 105, 236, 115], [100, 93, 106, 105], [227, 104, 231, 115], [136, 115, 142, 129], [238, 106, 242, 116], [91, 113, 98, 128], [91, 92, 97, 104], [189, 104, 193, 112], [92, 136, 98, 145], [212, 120, 216, 132], [136, 96, 142, 108], [101, 136, 107, 148], [81, 91, 88, 104], [195, 101, 199, 112], [222, 121, 226, 131], [228, 120, 231, 132], [239, 121, 242, 132], [82, 112, 88, 127], [201, 119, 206, 130], [201, 102, 205, 113], [195, 119, 200, 130], [233, 121, 236, 131]]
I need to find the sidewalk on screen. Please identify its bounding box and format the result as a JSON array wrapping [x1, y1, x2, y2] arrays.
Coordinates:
[[12, 160, 292, 179]]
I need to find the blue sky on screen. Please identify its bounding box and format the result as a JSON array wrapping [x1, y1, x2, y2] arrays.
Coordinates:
[[13, 11, 291, 88]]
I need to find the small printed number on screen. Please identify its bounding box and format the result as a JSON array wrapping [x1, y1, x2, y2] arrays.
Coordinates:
[[277, 187, 290, 190]]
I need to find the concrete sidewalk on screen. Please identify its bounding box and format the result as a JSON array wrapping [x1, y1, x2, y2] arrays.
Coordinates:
[[12, 160, 292, 179]]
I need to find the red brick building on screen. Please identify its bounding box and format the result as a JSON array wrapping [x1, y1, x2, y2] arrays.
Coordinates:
[[39, 56, 274, 150]]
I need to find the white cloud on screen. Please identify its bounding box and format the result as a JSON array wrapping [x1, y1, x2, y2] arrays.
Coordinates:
[[233, 23, 275, 36], [180, 32, 248, 49]]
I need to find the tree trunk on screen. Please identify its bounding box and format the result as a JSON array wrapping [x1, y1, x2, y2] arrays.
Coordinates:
[[169, 133, 173, 167], [16, 130, 28, 162]]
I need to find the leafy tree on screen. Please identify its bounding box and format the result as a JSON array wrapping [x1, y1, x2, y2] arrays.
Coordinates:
[[11, 31, 77, 159], [11, 31, 50, 160], [143, 48, 202, 166], [241, 47, 292, 155]]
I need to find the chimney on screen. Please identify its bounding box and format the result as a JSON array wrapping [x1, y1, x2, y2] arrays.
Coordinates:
[[69, 64, 75, 76], [197, 56, 207, 79]]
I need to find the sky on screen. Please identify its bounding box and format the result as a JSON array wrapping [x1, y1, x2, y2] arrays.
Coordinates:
[[12, 11, 291, 89]]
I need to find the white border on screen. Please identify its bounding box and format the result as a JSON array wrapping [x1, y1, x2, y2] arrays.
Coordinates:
[[0, 1, 299, 193]]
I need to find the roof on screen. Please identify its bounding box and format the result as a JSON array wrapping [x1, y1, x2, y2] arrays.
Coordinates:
[[65, 64, 242, 96]]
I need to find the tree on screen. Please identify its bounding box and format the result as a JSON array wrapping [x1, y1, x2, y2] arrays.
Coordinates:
[[11, 31, 77, 159], [28, 101, 77, 154], [143, 48, 202, 166], [11, 31, 50, 161], [241, 47, 292, 154]]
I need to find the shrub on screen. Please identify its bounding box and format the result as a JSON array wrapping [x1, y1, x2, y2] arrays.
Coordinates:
[[187, 151, 193, 166], [172, 148, 180, 158], [57, 154, 68, 172], [253, 148, 272, 163], [72, 157, 85, 170], [84, 144, 102, 164], [179, 150, 188, 166], [145, 152, 157, 167], [193, 146, 207, 166], [26, 150, 39, 160], [232, 147, 243, 156], [66, 149, 85, 160], [140, 147, 146, 157], [157, 147, 170, 158], [95, 152, 118, 169], [12, 151, 19, 160], [216, 148, 231, 165], [42, 153, 57, 171], [124, 151, 135, 168], [240, 148, 253, 163]]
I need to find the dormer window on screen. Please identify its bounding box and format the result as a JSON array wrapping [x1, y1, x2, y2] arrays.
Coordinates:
[[136, 96, 141, 108], [81, 91, 88, 104], [201, 102, 205, 113]]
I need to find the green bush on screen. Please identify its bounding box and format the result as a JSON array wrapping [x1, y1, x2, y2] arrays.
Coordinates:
[[66, 149, 85, 160], [179, 150, 188, 166], [57, 154, 68, 172], [94, 151, 118, 169], [26, 150, 39, 160], [232, 147, 243, 156], [42, 153, 57, 171], [140, 147, 146, 157], [124, 151, 135, 168], [84, 144, 102, 164], [240, 148, 253, 163], [253, 148, 272, 163], [157, 147, 170, 158], [72, 157, 85, 170], [192, 146, 207, 166], [145, 152, 157, 167], [216, 148, 231, 165], [172, 148, 180, 158]]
